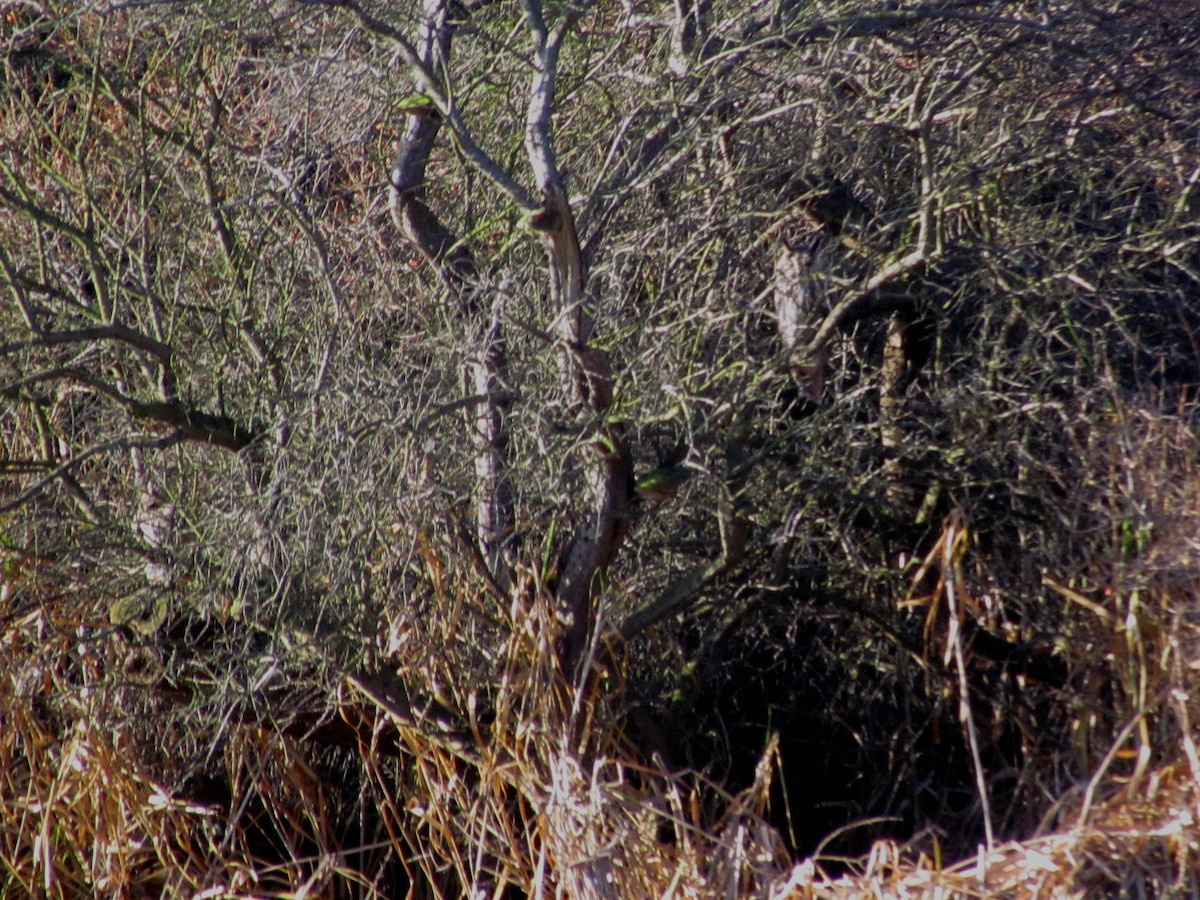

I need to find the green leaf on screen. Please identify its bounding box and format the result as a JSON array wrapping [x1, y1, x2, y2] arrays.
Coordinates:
[[392, 92, 439, 116], [635, 464, 692, 500]]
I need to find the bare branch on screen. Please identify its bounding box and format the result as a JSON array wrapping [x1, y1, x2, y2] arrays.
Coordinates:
[[803, 72, 940, 360], [0, 324, 174, 364], [521, 0, 593, 193], [308, 0, 537, 210], [0, 432, 184, 516]]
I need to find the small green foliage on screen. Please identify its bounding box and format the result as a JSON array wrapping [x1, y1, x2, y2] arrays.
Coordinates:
[[635, 463, 692, 500], [391, 92, 439, 116]]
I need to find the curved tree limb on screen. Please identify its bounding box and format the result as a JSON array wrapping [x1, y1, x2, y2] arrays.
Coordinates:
[[306, 0, 537, 210], [387, 0, 515, 578]]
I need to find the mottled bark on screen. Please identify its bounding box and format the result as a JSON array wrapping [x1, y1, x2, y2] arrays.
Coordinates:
[[521, 4, 631, 669], [388, 0, 514, 578], [773, 234, 830, 401]]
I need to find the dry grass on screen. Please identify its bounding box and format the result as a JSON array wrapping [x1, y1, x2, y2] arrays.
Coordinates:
[[0, 557, 794, 897], [784, 755, 1200, 898], [5, 456, 1200, 898]]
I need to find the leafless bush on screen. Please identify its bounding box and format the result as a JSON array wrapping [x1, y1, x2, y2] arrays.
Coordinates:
[[3, 0, 1199, 895]]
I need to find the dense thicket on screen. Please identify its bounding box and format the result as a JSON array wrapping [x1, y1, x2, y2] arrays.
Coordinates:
[[3, 1, 1199, 895]]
